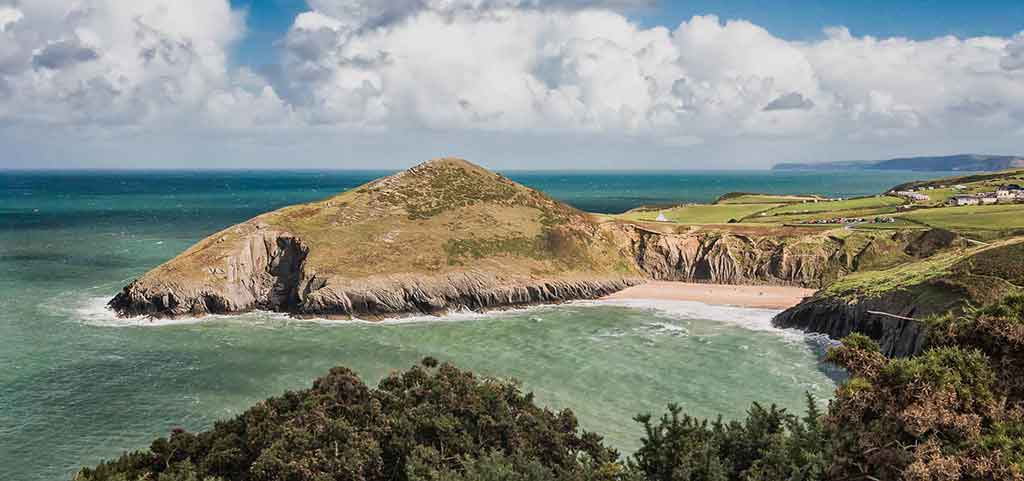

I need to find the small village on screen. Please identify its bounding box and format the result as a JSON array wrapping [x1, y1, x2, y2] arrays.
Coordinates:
[[892, 183, 1024, 206], [792, 182, 1024, 226]]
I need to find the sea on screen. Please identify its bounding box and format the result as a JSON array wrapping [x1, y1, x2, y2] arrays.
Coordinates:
[[0, 169, 955, 480]]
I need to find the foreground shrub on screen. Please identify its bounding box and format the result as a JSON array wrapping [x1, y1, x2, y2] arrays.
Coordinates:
[[827, 333, 1024, 480], [928, 294, 1024, 401], [75, 359, 623, 481], [631, 395, 828, 481]]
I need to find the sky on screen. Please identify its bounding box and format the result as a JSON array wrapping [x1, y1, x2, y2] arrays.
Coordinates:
[[1, 0, 1023, 170]]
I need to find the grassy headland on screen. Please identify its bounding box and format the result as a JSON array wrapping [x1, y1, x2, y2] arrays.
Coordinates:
[[618, 169, 1024, 242]]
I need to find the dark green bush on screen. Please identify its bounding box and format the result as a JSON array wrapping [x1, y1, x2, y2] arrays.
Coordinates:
[[75, 359, 622, 481], [631, 395, 828, 481]]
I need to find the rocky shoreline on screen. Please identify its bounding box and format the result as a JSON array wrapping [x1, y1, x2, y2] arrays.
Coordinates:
[[771, 295, 930, 357], [108, 228, 645, 319], [109, 223, 950, 321]]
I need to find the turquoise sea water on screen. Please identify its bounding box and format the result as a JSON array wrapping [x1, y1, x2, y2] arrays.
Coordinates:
[[0, 169, 954, 480]]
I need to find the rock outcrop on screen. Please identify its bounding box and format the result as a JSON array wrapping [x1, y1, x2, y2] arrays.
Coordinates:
[[617, 225, 961, 289], [110, 229, 310, 317], [771, 291, 934, 358], [773, 238, 1024, 357]]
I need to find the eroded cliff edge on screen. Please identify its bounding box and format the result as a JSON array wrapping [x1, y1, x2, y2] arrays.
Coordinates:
[[772, 238, 1024, 357], [620, 225, 959, 289]]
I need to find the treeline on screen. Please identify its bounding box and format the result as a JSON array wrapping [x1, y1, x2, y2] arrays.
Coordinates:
[[76, 296, 1024, 481]]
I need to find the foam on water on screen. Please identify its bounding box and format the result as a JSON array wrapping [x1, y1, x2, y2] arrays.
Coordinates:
[[73, 295, 553, 328], [593, 298, 833, 346], [75, 295, 830, 347], [74, 297, 288, 327]]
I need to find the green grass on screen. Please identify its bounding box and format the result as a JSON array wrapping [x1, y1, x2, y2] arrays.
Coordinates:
[[850, 218, 927, 231], [765, 196, 905, 215], [754, 206, 904, 225], [716, 193, 822, 204], [619, 204, 781, 224], [823, 237, 1024, 301], [822, 247, 965, 299], [898, 204, 1024, 233]]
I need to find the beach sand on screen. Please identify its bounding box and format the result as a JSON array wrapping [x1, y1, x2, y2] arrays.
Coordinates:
[[603, 281, 816, 310]]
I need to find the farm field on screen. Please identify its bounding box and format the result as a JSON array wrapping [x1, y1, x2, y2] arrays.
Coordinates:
[[716, 193, 823, 204], [897, 204, 1024, 235], [756, 206, 905, 225], [615, 170, 1024, 237], [849, 218, 926, 231], [766, 195, 905, 215], [619, 203, 781, 224]]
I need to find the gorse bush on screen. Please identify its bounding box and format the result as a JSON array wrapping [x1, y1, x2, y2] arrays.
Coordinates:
[[631, 396, 828, 481], [76, 359, 623, 481], [76, 359, 828, 481], [78, 295, 1024, 481], [823, 294, 1024, 481]]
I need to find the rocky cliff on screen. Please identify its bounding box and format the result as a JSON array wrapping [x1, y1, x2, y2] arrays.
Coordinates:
[[773, 238, 1024, 356], [616, 225, 961, 289]]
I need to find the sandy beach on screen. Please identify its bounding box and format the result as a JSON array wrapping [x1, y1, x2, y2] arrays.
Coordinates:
[[603, 281, 816, 310]]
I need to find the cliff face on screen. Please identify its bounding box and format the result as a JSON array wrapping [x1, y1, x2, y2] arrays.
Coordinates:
[[111, 231, 637, 319], [110, 228, 310, 317], [772, 238, 1024, 357], [772, 290, 935, 357], [617, 226, 957, 289]]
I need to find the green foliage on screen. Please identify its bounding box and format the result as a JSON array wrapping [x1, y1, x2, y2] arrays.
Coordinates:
[[927, 294, 1024, 402], [826, 323, 1024, 480], [408, 450, 640, 481], [76, 359, 621, 481], [630, 395, 828, 481]]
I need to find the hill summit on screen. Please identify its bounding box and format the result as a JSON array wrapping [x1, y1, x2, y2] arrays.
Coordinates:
[[109, 158, 643, 319]]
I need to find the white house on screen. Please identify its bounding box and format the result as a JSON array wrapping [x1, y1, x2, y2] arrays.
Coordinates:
[[948, 195, 980, 206], [997, 184, 1023, 200], [895, 190, 929, 201]]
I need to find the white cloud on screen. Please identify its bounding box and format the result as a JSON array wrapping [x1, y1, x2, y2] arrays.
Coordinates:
[[278, 6, 1024, 148], [0, 0, 292, 130], [1003, 33, 1024, 71], [1, 0, 1023, 169]]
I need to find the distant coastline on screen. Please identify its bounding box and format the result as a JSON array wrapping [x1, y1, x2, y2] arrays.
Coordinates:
[[773, 154, 1023, 172]]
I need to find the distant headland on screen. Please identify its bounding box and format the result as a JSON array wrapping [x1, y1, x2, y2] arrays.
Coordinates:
[[773, 154, 1024, 172]]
